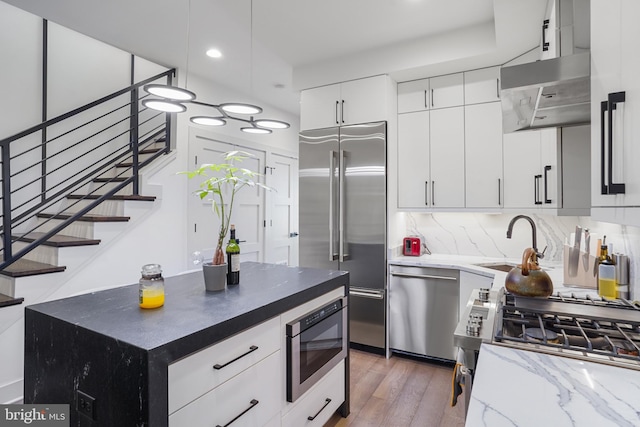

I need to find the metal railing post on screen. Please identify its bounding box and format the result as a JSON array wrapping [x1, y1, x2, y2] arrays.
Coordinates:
[[131, 86, 140, 195], [2, 144, 13, 261]]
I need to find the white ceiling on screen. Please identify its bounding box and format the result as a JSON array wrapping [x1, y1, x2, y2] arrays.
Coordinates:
[[3, 0, 547, 116]]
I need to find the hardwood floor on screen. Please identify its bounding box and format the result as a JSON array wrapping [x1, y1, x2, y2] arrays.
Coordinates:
[[325, 349, 466, 427]]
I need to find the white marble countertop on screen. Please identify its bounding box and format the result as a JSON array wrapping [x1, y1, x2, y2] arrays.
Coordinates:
[[388, 253, 592, 294], [466, 343, 640, 427]]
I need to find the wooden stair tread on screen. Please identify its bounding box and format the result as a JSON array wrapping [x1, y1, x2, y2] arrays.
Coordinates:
[[0, 293, 24, 307], [37, 213, 130, 222], [67, 194, 156, 202], [140, 148, 162, 154], [13, 232, 101, 247], [1, 258, 66, 278]]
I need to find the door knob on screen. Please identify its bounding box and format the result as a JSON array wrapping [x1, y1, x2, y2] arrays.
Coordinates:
[[289, 232, 299, 237]]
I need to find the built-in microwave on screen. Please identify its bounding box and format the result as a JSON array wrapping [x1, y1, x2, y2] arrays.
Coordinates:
[[286, 296, 348, 402]]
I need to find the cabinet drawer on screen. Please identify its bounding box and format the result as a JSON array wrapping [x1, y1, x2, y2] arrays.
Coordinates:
[[169, 316, 280, 414], [281, 359, 345, 427], [169, 350, 282, 427]]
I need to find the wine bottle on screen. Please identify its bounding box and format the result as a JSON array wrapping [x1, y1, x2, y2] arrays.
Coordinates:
[[226, 224, 240, 285]]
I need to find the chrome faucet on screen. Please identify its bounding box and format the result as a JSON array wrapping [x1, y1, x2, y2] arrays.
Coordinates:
[[506, 215, 546, 260]]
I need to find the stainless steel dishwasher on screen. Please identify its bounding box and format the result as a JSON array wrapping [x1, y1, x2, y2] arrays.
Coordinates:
[[389, 265, 459, 361]]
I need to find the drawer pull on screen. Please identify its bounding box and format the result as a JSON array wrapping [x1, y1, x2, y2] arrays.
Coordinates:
[[308, 398, 332, 421], [213, 345, 258, 370], [215, 399, 259, 427]]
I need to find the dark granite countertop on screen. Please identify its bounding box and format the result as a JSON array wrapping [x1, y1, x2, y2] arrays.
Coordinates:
[[26, 261, 348, 361]]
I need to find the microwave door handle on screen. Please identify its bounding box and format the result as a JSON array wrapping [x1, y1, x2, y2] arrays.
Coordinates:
[[339, 149, 349, 262], [329, 151, 338, 261]]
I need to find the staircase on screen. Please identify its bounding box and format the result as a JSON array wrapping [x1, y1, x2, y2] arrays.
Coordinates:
[[0, 69, 176, 307]]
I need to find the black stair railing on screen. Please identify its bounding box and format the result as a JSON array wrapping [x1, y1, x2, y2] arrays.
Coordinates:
[[0, 68, 175, 271]]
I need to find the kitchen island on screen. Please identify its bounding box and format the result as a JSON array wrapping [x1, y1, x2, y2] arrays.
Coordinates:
[[466, 343, 640, 427], [24, 262, 349, 426]]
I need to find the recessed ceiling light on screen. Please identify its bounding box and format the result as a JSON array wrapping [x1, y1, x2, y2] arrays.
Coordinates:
[[206, 48, 222, 59]]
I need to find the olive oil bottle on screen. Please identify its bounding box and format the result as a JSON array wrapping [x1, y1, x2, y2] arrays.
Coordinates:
[[598, 236, 616, 298], [226, 224, 240, 285]]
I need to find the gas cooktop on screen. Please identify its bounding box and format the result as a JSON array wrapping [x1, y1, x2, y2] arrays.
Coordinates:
[[493, 291, 640, 370]]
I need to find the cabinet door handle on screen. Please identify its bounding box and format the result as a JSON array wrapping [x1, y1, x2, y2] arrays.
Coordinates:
[[308, 398, 332, 421], [496, 78, 500, 99], [431, 89, 434, 107], [607, 91, 626, 194], [544, 165, 552, 204], [425, 181, 429, 206], [329, 150, 338, 261], [431, 181, 435, 206], [424, 89, 428, 108], [534, 175, 542, 205], [542, 19, 550, 52], [341, 100, 345, 124], [390, 272, 457, 281], [600, 100, 608, 195], [215, 399, 259, 427], [335, 101, 339, 125], [498, 178, 501, 206], [213, 345, 258, 370]]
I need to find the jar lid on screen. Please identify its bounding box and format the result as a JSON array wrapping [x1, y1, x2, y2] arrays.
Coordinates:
[[141, 264, 162, 275]]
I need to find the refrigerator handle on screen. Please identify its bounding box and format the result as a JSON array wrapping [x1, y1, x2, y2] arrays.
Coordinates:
[[329, 151, 339, 261], [339, 149, 349, 262]]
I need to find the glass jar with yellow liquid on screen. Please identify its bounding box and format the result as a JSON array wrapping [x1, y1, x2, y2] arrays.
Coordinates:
[[598, 240, 617, 299], [139, 264, 165, 309]]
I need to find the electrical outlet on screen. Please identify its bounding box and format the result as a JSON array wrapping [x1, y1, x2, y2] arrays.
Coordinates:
[[76, 390, 96, 420]]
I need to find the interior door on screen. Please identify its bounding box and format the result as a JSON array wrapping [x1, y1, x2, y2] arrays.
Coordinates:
[[187, 131, 266, 263], [265, 152, 299, 266]]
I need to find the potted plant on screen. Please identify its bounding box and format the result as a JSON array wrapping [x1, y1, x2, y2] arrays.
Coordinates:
[[180, 150, 271, 291]]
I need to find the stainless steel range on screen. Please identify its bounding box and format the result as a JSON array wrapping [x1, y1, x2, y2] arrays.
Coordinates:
[[454, 287, 640, 415]]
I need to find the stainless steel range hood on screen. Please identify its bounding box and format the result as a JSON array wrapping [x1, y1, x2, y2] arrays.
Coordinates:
[[500, 51, 590, 133]]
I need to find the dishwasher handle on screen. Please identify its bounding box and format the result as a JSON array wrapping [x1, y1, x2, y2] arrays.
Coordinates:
[[390, 271, 457, 281], [349, 288, 384, 299]]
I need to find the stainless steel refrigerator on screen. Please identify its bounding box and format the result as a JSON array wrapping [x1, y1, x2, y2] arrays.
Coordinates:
[[299, 122, 386, 351]]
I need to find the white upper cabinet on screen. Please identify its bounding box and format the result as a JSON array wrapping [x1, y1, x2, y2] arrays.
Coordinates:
[[429, 73, 464, 109], [503, 129, 560, 210], [464, 67, 501, 105], [397, 72, 463, 113], [397, 107, 465, 209], [300, 75, 389, 130], [591, 0, 640, 226], [397, 79, 430, 113], [397, 111, 430, 209], [465, 102, 503, 209]]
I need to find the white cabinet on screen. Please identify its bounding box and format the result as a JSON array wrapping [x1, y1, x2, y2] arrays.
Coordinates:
[[169, 351, 282, 427], [430, 107, 465, 208], [281, 360, 345, 427], [397, 73, 463, 113], [300, 75, 389, 130], [464, 67, 501, 105], [503, 129, 560, 210], [591, 0, 640, 226], [397, 78, 430, 113], [464, 102, 503, 208], [397, 111, 429, 208], [168, 316, 280, 414], [397, 107, 464, 209]]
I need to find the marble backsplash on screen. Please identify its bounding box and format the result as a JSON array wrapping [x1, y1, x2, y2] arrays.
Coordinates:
[[404, 212, 639, 300]]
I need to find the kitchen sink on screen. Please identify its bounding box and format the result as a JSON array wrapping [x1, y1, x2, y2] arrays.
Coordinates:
[[474, 263, 517, 273]]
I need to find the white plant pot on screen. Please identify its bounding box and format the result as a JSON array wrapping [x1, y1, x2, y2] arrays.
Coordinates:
[[202, 262, 227, 292]]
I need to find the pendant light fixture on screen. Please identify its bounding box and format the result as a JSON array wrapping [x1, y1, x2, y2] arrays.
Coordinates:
[[142, 0, 289, 133]]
